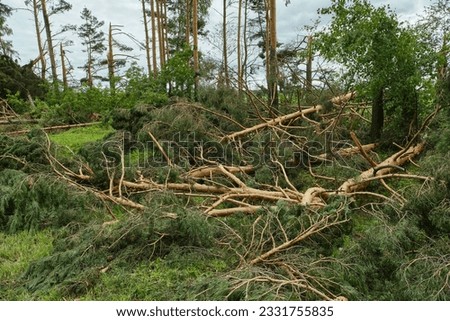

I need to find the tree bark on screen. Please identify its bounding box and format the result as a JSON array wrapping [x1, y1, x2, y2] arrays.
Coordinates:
[[150, 0, 158, 76], [60, 43, 67, 89], [268, 0, 279, 109], [141, 0, 152, 77], [193, 0, 199, 98], [237, 0, 243, 94], [41, 0, 58, 87], [107, 23, 115, 91], [306, 35, 313, 92], [222, 0, 230, 88], [32, 0, 46, 80], [156, 0, 165, 68]]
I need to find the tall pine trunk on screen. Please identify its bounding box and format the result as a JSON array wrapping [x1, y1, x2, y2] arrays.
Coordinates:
[[60, 43, 67, 89], [150, 0, 158, 76], [107, 23, 115, 91], [141, 0, 152, 77], [32, 0, 46, 80], [41, 0, 58, 87], [222, 0, 230, 88], [267, 0, 279, 110], [193, 0, 199, 99]]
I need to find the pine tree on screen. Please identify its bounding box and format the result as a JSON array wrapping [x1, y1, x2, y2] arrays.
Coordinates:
[[78, 7, 106, 88], [0, 2, 14, 57]]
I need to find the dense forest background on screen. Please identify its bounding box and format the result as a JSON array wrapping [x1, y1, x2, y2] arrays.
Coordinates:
[[0, 0, 449, 300]]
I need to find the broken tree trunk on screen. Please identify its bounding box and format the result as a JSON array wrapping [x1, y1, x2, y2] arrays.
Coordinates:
[[222, 105, 323, 142], [301, 142, 426, 206], [336, 142, 425, 194], [221, 92, 355, 142]]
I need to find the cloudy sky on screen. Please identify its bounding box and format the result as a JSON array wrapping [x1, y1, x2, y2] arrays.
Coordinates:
[[3, 0, 431, 83]]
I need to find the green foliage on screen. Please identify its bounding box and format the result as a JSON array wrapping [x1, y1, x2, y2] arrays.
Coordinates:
[[119, 63, 168, 108], [0, 169, 95, 233], [198, 86, 249, 132], [0, 131, 49, 171], [44, 86, 117, 124], [84, 252, 228, 300], [0, 56, 47, 101], [160, 46, 196, 98], [17, 193, 220, 299], [77, 7, 106, 87], [317, 0, 433, 141]]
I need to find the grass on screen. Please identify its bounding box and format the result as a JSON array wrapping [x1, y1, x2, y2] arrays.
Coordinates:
[[49, 124, 113, 152], [0, 230, 54, 300]]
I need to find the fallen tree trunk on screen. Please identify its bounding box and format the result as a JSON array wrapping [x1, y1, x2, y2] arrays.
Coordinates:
[[122, 179, 303, 203], [185, 165, 255, 179], [221, 105, 323, 142], [221, 92, 355, 142], [6, 122, 102, 136], [301, 143, 426, 206], [336, 142, 425, 194]]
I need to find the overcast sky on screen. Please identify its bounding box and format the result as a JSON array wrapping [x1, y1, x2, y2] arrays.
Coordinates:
[[3, 0, 431, 83]]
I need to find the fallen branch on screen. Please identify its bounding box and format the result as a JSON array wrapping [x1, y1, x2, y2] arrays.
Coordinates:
[[185, 165, 254, 179], [147, 130, 173, 167], [6, 121, 102, 136], [221, 105, 323, 142], [122, 179, 303, 203], [336, 143, 425, 195], [249, 210, 348, 265]]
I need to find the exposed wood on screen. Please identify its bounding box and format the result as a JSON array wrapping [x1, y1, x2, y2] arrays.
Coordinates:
[[147, 130, 173, 167], [222, 105, 323, 142], [222, 92, 355, 142], [6, 122, 102, 136], [60, 43, 68, 89], [315, 143, 376, 161], [32, 0, 46, 79], [122, 180, 303, 203], [350, 131, 377, 166], [336, 143, 425, 195], [41, 0, 58, 86], [185, 165, 254, 179]]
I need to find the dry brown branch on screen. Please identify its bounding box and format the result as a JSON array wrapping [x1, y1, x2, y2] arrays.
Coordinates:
[[249, 210, 348, 265], [147, 130, 173, 167], [123, 179, 303, 203], [315, 143, 376, 161], [335, 143, 425, 195], [221, 105, 323, 142], [208, 206, 271, 217], [350, 131, 377, 167], [185, 165, 254, 179]]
